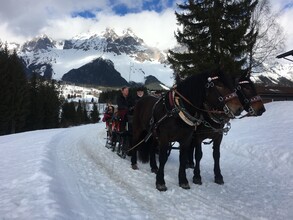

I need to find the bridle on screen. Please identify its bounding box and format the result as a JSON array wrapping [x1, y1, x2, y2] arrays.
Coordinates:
[[236, 80, 263, 116], [169, 75, 240, 129], [204, 76, 239, 118]]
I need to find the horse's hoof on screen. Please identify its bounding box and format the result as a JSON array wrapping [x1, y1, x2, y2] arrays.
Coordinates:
[[156, 184, 167, 191], [193, 177, 202, 185], [131, 164, 139, 170], [151, 168, 158, 174], [215, 178, 224, 185], [179, 183, 190, 189]]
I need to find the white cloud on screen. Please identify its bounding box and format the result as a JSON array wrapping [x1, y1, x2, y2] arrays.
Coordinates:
[[0, 0, 292, 52], [92, 10, 178, 50], [18, 9, 178, 51], [0, 0, 179, 50], [269, 0, 293, 51], [276, 8, 293, 51]]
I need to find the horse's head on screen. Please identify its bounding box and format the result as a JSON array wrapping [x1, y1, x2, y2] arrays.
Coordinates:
[[204, 71, 243, 118], [236, 75, 266, 116]]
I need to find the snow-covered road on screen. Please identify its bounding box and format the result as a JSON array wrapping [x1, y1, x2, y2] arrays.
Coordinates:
[[1, 102, 293, 219]]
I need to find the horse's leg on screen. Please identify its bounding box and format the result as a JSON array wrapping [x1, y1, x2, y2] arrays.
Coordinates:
[[213, 135, 224, 184], [187, 141, 195, 169], [193, 137, 203, 185], [156, 143, 169, 191], [129, 124, 145, 170], [130, 149, 138, 170], [150, 139, 158, 173], [178, 137, 192, 189]]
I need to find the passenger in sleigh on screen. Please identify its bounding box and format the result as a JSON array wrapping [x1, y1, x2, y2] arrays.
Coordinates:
[[102, 102, 114, 129]]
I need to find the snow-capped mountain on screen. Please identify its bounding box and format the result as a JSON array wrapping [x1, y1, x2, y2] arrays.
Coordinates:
[[6, 28, 293, 88], [251, 62, 293, 87], [17, 28, 173, 87]]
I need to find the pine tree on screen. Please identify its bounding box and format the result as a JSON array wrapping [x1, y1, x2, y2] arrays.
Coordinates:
[[25, 75, 61, 130], [0, 47, 30, 134], [168, 0, 258, 78], [7, 50, 30, 133], [82, 102, 90, 124], [76, 100, 83, 125], [0, 43, 11, 135], [60, 101, 76, 127], [90, 102, 100, 123], [41, 80, 61, 129], [25, 73, 44, 130]]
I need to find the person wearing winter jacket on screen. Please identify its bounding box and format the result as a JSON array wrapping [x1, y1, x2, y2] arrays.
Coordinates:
[[116, 86, 134, 130], [102, 103, 114, 128]]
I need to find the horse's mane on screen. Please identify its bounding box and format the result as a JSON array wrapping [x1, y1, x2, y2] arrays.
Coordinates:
[[176, 72, 208, 108], [176, 69, 235, 108]]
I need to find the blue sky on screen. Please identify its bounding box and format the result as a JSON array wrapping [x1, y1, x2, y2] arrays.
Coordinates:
[[283, 2, 293, 10], [111, 0, 176, 15], [71, 0, 178, 17], [72, 10, 97, 19]]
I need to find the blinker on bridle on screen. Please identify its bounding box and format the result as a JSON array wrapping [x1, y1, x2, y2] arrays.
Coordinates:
[[237, 80, 263, 115], [205, 76, 238, 117]]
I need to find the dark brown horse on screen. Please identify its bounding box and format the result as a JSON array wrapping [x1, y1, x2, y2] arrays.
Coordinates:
[[132, 70, 243, 191], [191, 74, 266, 185]]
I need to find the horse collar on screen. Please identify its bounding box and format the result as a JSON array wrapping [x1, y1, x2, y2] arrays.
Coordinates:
[[174, 96, 200, 127]]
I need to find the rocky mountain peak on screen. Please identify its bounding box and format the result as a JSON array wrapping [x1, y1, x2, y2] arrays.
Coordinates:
[[102, 28, 119, 41], [121, 28, 144, 45], [21, 34, 55, 53]]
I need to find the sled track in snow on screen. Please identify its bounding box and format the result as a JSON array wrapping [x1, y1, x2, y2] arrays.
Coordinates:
[[46, 123, 293, 220], [93, 129, 252, 220]]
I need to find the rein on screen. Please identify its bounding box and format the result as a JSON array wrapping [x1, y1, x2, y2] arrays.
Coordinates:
[[173, 88, 226, 115]]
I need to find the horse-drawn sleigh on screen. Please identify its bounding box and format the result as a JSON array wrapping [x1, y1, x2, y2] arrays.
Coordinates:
[[103, 69, 265, 191]]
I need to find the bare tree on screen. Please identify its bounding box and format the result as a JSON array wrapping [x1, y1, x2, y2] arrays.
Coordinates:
[[249, 0, 285, 73]]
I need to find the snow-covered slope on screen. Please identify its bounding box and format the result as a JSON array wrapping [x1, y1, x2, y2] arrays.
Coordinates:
[[0, 101, 292, 219]]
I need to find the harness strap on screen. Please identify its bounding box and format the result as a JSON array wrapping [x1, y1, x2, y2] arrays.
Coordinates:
[[174, 97, 200, 127], [168, 90, 175, 108], [173, 89, 225, 114], [144, 97, 166, 142]]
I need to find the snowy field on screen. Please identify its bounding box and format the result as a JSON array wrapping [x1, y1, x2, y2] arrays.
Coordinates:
[[0, 101, 292, 220]]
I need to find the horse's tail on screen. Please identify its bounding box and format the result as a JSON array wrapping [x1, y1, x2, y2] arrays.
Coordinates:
[[137, 131, 150, 163]]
